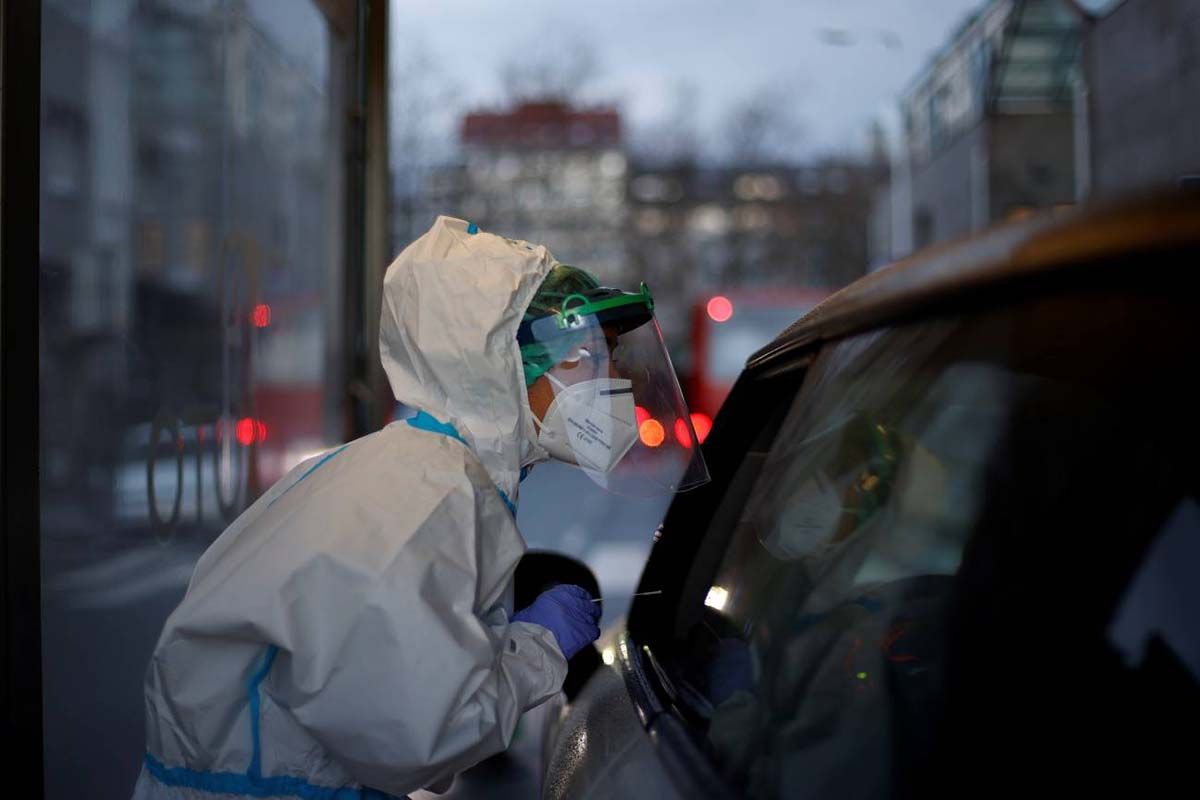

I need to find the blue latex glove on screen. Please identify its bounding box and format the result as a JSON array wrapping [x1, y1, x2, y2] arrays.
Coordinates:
[[512, 584, 601, 660]]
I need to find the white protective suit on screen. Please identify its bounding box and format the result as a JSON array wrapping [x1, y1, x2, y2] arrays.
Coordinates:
[[133, 216, 567, 799]]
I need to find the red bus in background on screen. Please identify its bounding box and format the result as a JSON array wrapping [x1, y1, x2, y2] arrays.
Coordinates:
[[687, 287, 831, 427]]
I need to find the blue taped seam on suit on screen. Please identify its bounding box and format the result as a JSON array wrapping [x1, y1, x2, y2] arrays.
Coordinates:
[[247, 646, 279, 779], [406, 410, 517, 515], [496, 489, 517, 516], [406, 410, 467, 446], [143, 751, 401, 799], [142, 643, 404, 799]]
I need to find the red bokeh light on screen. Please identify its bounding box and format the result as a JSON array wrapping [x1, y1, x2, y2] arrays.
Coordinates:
[[635, 405, 652, 426], [236, 418, 267, 446], [674, 417, 693, 449], [251, 303, 272, 328], [707, 295, 734, 323], [690, 412, 713, 444], [639, 418, 666, 448]]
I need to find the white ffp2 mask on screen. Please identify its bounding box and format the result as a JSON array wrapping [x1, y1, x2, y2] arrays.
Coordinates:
[[762, 471, 846, 560], [535, 373, 638, 473]]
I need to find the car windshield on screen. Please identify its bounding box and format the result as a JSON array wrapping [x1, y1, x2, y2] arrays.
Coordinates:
[[664, 287, 1200, 797]]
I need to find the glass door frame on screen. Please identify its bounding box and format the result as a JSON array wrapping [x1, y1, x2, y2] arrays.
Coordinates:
[[2, 0, 45, 793], [1, 1, 390, 790]]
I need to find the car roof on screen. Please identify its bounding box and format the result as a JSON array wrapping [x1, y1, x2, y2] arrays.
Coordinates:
[[749, 192, 1200, 369]]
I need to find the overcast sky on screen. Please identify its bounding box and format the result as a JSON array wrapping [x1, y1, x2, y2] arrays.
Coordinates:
[[390, 0, 986, 162]]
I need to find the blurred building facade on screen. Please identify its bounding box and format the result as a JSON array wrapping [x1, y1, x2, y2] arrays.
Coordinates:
[[876, 0, 1083, 258], [1079, 0, 1200, 197], [31, 1, 390, 795], [40, 0, 344, 527], [420, 100, 630, 285], [408, 99, 878, 355], [873, 0, 1200, 265], [625, 161, 879, 349]]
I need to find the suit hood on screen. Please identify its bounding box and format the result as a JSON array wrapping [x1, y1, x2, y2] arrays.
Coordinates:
[[379, 215, 556, 498]]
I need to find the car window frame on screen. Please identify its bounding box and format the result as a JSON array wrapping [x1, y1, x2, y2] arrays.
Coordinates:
[[630, 352, 813, 648], [611, 349, 814, 799]]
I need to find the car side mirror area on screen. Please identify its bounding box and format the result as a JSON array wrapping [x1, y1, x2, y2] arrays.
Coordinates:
[[515, 549, 603, 701]]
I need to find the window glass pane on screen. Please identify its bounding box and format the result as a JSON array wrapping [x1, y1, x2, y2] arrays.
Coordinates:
[[666, 291, 1200, 796], [38, 1, 344, 794]]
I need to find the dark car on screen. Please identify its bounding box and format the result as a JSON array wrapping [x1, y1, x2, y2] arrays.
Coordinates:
[[535, 194, 1200, 799]]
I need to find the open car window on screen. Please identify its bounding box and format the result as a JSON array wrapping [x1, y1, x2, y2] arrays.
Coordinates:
[[661, 287, 1200, 797]]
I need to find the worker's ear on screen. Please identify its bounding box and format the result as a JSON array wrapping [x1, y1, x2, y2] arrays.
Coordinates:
[[526, 375, 554, 423]]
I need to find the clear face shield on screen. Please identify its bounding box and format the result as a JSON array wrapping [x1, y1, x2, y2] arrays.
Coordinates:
[[520, 283, 710, 497]]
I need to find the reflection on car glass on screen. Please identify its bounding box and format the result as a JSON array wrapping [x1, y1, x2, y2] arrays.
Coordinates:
[[667, 290, 1200, 797], [671, 321, 1116, 795], [1108, 497, 1200, 684], [852, 363, 1017, 584], [757, 413, 903, 566]]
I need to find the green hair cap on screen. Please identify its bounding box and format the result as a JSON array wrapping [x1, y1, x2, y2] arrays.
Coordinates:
[[520, 264, 601, 387]]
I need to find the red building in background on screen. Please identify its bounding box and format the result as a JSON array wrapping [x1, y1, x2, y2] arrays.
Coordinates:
[[462, 101, 620, 149]]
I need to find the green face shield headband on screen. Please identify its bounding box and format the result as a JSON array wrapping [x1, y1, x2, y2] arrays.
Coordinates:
[[518, 283, 655, 387]]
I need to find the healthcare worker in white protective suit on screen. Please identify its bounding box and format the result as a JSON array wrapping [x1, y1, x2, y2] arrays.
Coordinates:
[[132, 216, 709, 799]]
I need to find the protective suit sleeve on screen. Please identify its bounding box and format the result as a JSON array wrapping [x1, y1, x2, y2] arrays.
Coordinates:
[[266, 454, 568, 796]]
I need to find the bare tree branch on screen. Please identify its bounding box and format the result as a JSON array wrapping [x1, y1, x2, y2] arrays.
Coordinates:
[[498, 32, 600, 104], [722, 87, 805, 166]]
